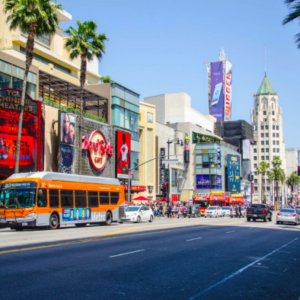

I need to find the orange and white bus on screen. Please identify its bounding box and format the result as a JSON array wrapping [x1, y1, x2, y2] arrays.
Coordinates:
[[0, 172, 125, 231]]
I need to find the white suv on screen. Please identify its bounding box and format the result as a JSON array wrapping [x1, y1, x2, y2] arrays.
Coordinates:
[[204, 206, 223, 218], [123, 206, 154, 223]]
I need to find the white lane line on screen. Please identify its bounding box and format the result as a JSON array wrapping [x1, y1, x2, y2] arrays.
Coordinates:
[[110, 249, 144, 258], [186, 237, 202, 242], [189, 236, 300, 300], [226, 231, 235, 234]]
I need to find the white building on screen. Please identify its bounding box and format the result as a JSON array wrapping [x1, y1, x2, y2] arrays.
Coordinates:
[[250, 76, 287, 204], [144, 92, 215, 133], [286, 148, 300, 177]]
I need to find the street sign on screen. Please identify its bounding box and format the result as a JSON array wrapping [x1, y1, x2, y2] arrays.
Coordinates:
[[162, 159, 179, 164], [117, 174, 133, 179]]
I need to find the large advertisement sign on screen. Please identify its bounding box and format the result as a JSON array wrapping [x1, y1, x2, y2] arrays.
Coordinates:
[[196, 175, 222, 189], [62, 208, 91, 221], [0, 88, 41, 174], [59, 112, 76, 174], [210, 61, 224, 121], [224, 61, 233, 121], [115, 131, 131, 178], [227, 155, 241, 193]]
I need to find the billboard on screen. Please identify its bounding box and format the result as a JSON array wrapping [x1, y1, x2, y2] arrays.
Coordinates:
[[115, 131, 131, 178], [59, 112, 76, 174], [227, 154, 241, 193], [196, 175, 222, 189], [0, 88, 41, 174], [224, 61, 233, 121], [210, 61, 224, 121]]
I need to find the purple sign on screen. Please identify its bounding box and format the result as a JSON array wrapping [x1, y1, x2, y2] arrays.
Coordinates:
[[210, 61, 224, 121], [196, 175, 222, 189]]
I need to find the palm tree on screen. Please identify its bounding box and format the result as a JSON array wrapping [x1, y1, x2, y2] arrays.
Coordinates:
[[64, 20, 108, 174], [283, 0, 300, 48], [256, 161, 269, 204], [4, 0, 62, 173], [268, 156, 286, 211], [287, 171, 300, 202]]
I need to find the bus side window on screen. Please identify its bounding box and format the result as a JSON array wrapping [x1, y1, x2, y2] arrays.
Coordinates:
[[37, 189, 47, 207], [88, 191, 98, 207], [100, 192, 109, 205], [111, 192, 119, 205], [61, 190, 74, 208], [49, 189, 59, 208], [75, 191, 87, 208]]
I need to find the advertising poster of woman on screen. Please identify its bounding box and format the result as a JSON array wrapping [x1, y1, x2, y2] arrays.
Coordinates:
[[60, 113, 76, 145], [116, 131, 131, 177]]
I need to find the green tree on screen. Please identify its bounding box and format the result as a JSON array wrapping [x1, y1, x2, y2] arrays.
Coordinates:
[[4, 0, 62, 173], [256, 161, 269, 204], [64, 20, 108, 174], [287, 171, 300, 201], [268, 156, 286, 210], [99, 76, 113, 83], [283, 0, 300, 48]]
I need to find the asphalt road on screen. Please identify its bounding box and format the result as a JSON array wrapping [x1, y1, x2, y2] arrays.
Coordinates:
[[1, 216, 300, 300]]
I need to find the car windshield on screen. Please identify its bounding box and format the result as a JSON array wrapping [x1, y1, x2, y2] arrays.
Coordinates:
[[208, 207, 217, 210], [280, 209, 295, 213], [0, 188, 36, 208], [251, 204, 266, 208], [222, 207, 230, 210], [125, 207, 139, 212]]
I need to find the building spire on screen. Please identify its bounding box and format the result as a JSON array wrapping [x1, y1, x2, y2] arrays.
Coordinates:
[[264, 44, 267, 77]]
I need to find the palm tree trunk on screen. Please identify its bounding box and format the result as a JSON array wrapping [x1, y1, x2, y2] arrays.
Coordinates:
[[78, 53, 87, 175], [14, 23, 36, 173], [275, 179, 279, 211], [261, 174, 263, 204]]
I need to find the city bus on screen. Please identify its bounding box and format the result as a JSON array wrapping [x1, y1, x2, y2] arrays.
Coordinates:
[[0, 172, 125, 231]]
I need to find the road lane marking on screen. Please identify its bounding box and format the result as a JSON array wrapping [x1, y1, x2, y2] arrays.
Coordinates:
[[0, 220, 245, 255], [186, 237, 202, 242], [226, 231, 235, 234], [110, 249, 144, 258], [189, 236, 300, 300]]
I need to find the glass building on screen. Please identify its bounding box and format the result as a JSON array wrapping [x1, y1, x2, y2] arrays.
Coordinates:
[[111, 83, 140, 185]]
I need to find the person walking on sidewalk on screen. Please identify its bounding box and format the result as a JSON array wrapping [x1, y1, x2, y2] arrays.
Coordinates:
[[238, 204, 242, 218], [230, 204, 233, 218], [168, 204, 173, 218]]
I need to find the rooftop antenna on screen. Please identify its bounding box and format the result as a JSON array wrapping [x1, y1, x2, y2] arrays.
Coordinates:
[[264, 44, 267, 77]]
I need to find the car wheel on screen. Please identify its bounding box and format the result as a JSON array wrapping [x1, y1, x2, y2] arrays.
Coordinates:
[[264, 216, 267, 222], [136, 216, 141, 223], [268, 216, 272, 222], [276, 221, 280, 224], [149, 215, 153, 222], [247, 217, 250, 222], [49, 213, 60, 230]]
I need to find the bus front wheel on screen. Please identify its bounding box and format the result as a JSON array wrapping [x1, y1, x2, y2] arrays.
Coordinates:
[[105, 212, 112, 225], [49, 213, 60, 230]]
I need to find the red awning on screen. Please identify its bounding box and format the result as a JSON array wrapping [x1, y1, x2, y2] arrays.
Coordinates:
[[132, 196, 152, 201], [156, 197, 168, 203]]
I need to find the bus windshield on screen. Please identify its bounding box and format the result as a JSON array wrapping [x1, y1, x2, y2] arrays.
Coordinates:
[[194, 200, 209, 208], [0, 182, 37, 208]]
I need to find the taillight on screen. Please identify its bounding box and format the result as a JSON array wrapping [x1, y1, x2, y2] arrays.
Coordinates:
[[291, 214, 296, 217], [246, 208, 248, 213], [262, 209, 265, 214], [277, 213, 281, 216]]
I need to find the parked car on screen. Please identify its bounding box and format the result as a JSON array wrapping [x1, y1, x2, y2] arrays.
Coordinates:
[[204, 206, 223, 218], [222, 207, 230, 217], [276, 208, 300, 225], [122, 206, 153, 223], [246, 204, 272, 222]]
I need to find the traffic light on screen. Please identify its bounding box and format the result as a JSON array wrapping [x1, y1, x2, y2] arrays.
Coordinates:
[[163, 183, 169, 197]]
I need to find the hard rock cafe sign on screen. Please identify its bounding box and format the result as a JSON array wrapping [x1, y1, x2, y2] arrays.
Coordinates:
[[81, 130, 113, 171]]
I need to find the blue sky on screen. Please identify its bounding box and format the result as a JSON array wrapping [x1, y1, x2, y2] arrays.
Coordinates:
[[59, 0, 300, 148]]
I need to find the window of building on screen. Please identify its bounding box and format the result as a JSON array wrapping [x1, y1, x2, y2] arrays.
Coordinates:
[[273, 141, 275, 145], [267, 187, 270, 191], [266, 141, 269, 145], [277, 133, 279, 137], [254, 156, 257, 161], [261, 156, 265, 160], [277, 141, 279, 145], [254, 187, 258, 192], [37, 189, 47, 207], [273, 148, 275, 153], [273, 118, 275, 121], [273, 133, 275, 137], [272, 111, 275, 115], [61, 190, 74, 208], [261, 125, 264, 130], [100, 192, 109, 205], [266, 156, 269, 160], [110, 192, 119, 205], [266, 148, 269, 153], [276, 126, 279, 130], [264, 118, 267, 122], [75, 191, 87, 208], [125, 110, 139, 132], [254, 179, 257, 184], [277, 148, 280, 153], [88, 191, 99, 207], [273, 125, 275, 130], [253, 141, 257, 145], [254, 148, 257, 153], [266, 133, 269, 137], [254, 164, 257, 168], [263, 111, 267, 115], [261, 141, 264, 145], [265, 125, 268, 130], [147, 129, 153, 182], [255, 171, 258, 175], [147, 112, 153, 123], [49, 189, 59, 208], [131, 151, 139, 181], [261, 148, 264, 153], [261, 133, 264, 138]]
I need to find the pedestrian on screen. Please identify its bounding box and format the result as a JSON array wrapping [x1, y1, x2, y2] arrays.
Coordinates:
[[235, 205, 239, 218], [188, 204, 192, 218], [230, 204, 233, 218], [168, 204, 173, 218], [238, 204, 242, 218]]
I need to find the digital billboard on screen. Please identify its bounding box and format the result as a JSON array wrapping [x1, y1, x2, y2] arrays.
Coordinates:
[[115, 131, 131, 178], [224, 61, 233, 121], [59, 112, 76, 174], [227, 154, 241, 193], [0, 88, 41, 175], [210, 61, 224, 121]]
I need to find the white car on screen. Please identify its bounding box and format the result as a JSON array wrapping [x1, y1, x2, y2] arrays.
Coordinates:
[[221, 206, 231, 217], [205, 206, 223, 218], [122, 206, 154, 223]]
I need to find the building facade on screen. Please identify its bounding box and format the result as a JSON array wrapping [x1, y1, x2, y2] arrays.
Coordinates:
[[250, 76, 287, 204]]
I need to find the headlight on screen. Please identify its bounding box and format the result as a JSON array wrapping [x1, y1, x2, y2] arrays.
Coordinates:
[[27, 212, 36, 217]]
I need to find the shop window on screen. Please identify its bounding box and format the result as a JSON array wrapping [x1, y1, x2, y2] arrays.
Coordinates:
[[110, 192, 119, 205], [37, 189, 47, 207], [88, 191, 98, 207], [49, 189, 59, 208], [61, 190, 74, 208], [75, 191, 87, 208], [100, 192, 109, 205]]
